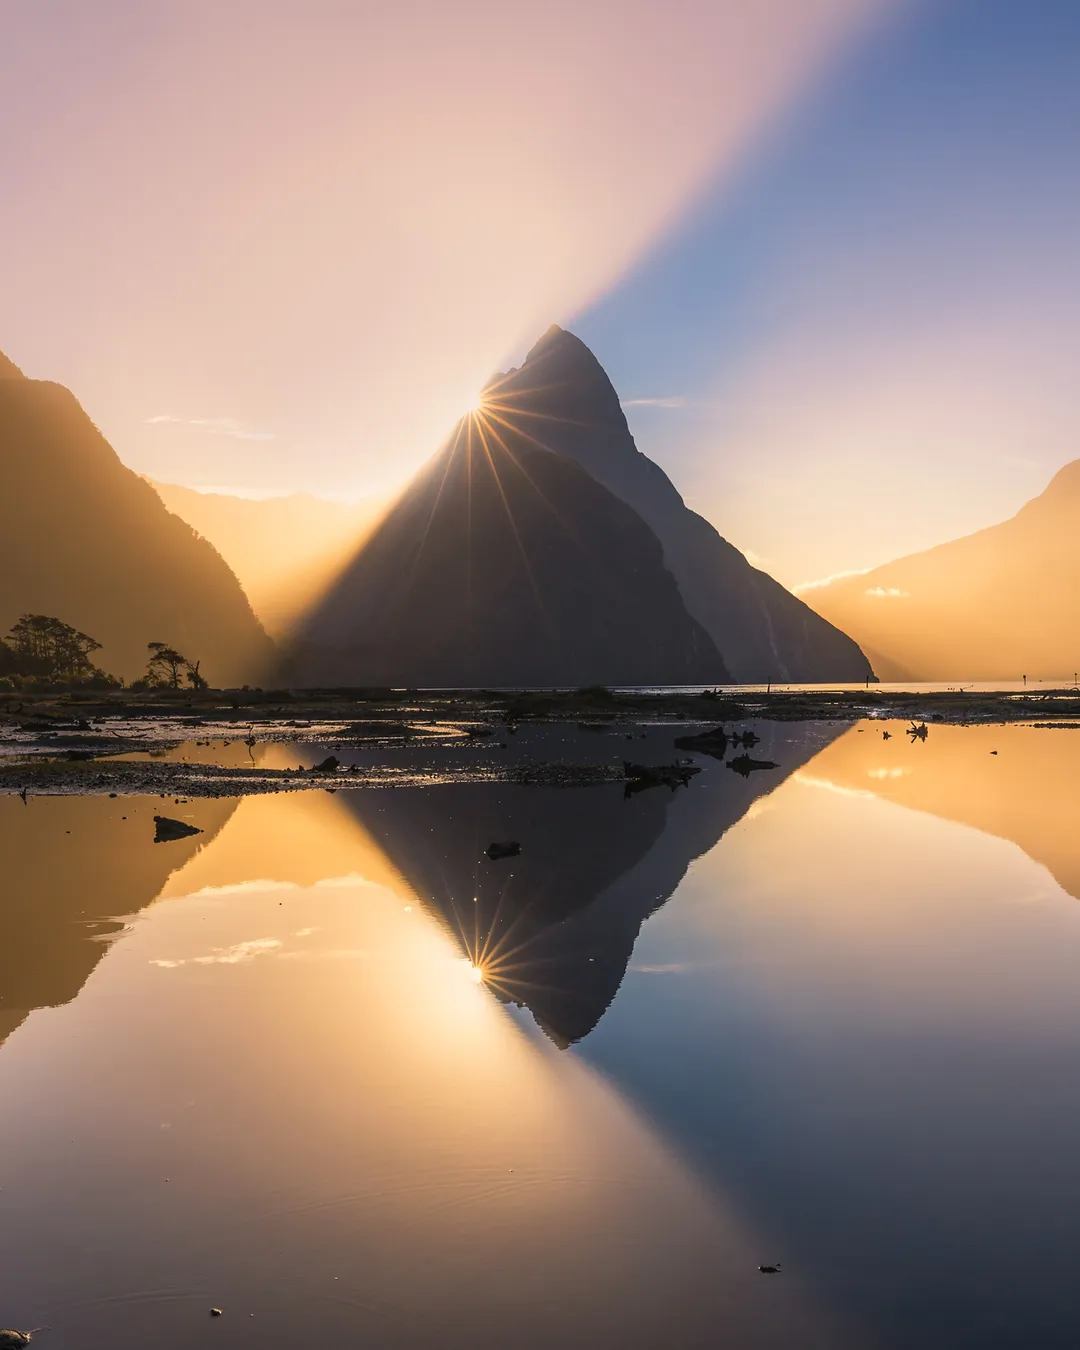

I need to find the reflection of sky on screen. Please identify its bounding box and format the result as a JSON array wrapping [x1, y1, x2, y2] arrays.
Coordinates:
[[0, 792, 840, 1349], [577, 731, 1080, 1348], [8, 720, 1080, 1343], [576, 0, 1080, 585]]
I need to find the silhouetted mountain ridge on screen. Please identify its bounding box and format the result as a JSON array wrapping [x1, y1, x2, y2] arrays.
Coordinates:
[[486, 327, 872, 682], [0, 363, 275, 685], [297, 413, 728, 686]]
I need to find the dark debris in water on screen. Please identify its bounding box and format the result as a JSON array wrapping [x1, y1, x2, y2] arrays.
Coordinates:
[[153, 815, 204, 843], [4, 685, 1080, 798]]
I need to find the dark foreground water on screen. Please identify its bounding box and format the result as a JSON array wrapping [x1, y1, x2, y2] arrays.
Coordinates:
[[3, 719, 1080, 1349]]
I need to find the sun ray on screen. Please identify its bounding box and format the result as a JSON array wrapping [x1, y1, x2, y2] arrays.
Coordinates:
[[471, 414, 548, 622]]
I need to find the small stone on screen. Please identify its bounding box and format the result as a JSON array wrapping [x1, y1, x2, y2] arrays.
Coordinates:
[[210, 1308, 223, 1317]]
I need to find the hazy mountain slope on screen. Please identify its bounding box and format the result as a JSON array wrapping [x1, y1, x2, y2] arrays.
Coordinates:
[[151, 482, 382, 637], [297, 417, 728, 687], [803, 460, 1080, 681], [0, 358, 274, 685], [484, 327, 872, 683]]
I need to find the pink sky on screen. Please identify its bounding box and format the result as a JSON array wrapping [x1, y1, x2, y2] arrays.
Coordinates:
[[1, 0, 887, 503]]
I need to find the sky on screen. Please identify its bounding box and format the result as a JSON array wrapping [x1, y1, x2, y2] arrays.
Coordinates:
[[2, 0, 1079, 589], [576, 0, 1080, 585]]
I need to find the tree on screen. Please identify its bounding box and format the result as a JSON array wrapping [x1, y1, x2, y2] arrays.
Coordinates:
[[3, 614, 104, 681], [146, 641, 188, 687]]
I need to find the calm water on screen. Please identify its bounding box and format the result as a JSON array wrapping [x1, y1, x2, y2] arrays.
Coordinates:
[[4, 719, 1080, 1348]]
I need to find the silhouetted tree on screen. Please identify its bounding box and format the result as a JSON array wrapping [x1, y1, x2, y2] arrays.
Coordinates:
[[146, 641, 188, 687], [3, 614, 104, 681], [185, 659, 208, 690]]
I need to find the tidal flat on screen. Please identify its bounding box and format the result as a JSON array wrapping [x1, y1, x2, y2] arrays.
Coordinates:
[[4, 684, 1080, 797]]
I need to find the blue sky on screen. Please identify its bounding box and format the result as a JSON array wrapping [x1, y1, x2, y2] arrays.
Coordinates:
[[575, 0, 1080, 583]]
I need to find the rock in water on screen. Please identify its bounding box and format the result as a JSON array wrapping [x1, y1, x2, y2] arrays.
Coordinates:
[[485, 841, 521, 860], [674, 726, 730, 760], [153, 815, 204, 843], [0, 1331, 43, 1347], [623, 761, 700, 793], [726, 754, 779, 778]]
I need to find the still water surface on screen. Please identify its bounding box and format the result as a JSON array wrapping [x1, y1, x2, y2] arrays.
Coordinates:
[[3, 720, 1080, 1348]]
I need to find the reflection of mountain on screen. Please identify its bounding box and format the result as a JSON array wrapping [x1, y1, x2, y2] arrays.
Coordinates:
[[0, 355, 274, 685], [803, 721, 1080, 899], [342, 724, 842, 1043], [0, 796, 237, 1047], [803, 460, 1080, 680], [296, 405, 726, 687], [150, 482, 383, 639], [0, 723, 842, 1053]]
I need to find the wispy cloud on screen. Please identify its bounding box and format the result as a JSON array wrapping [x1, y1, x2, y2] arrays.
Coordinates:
[[743, 548, 778, 572], [793, 568, 871, 594], [620, 396, 687, 410], [865, 586, 910, 598], [146, 415, 276, 442]]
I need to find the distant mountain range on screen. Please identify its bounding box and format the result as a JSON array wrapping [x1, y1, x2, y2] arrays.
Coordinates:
[[296, 327, 871, 686], [0, 354, 273, 685], [149, 482, 382, 638], [804, 460, 1080, 680]]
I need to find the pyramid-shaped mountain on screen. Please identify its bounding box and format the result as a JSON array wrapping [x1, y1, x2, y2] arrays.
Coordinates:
[[297, 406, 727, 686], [804, 459, 1080, 680], [0, 354, 274, 685], [479, 327, 872, 682]]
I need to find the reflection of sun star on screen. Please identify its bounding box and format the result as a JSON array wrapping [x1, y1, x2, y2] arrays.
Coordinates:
[[470, 965, 484, 984]]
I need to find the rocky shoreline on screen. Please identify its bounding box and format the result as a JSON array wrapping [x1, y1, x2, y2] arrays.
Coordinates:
[[3, 685, 1080, 796]]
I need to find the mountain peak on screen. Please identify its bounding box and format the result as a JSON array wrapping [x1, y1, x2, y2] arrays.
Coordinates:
[[489, 324, 873, 683], [520, 325, 611, 384], [0, 352, 25, 379]]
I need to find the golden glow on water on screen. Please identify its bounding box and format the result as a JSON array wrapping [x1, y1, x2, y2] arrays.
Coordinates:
[[0, 786, 830, 1347], [12, 725, 1080, 1346], [799, 719, 1080, 901]]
